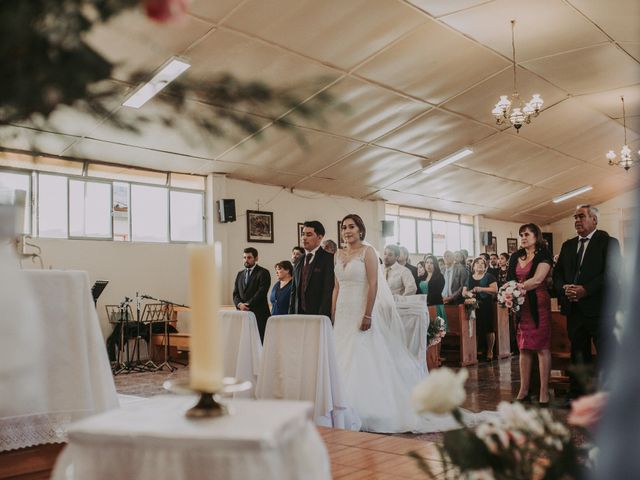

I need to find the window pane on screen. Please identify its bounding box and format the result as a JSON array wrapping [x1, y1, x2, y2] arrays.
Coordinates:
[[0, 171, 31, 234], [398, 218, 416, 253], [446, 222, 461, 252], [131, 185, 168, 242], [432, 220, 446, 256], [170, 190, 204, 242], [38, 174, 68, 238], [417, 220, 432, 254], [461, 225, 475, 257], [384, 215, 399, 246], [113, 182, 130, 242], [69, 180, 112, 238]]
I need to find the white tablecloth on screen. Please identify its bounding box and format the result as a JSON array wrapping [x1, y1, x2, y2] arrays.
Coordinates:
[[255, 315, 360, 430], [220, 310, 263, 398], [0, 268, 119, 451], [394, 294, 429, 374], [51, 396, 331, 480]]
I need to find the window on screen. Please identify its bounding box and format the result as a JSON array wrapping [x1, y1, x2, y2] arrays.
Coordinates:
[[0, 171, 31, 234], [38, 174, 68, 238], [113, 182, 130, 241], [69, 180, 112, 238], [131, 184, 168, 243], [170, 190, 204, 242], [385, 204, 475, 256]]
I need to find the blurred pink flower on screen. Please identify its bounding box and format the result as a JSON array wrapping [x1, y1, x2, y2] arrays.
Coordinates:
[[567, 392, 608, 430], [144, 0, 191, 23]]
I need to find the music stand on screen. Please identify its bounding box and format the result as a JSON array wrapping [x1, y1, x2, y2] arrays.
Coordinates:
[[106, 304, 136, 375], [91, 280, 108, 307], [141, 303, 176, 372]]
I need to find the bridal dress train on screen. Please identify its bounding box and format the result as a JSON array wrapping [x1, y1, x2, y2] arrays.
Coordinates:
[[334, 247, 490, 433]]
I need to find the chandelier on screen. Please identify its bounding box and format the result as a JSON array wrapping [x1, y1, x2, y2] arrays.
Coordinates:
[[606, 96, 637, 171], [491, 20, 543, 132]]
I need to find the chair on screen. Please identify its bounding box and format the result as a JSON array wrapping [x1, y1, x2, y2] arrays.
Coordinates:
[[255, 315, 360, 430]]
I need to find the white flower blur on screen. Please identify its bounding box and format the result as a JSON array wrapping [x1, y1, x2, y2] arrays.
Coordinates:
[[412, 368, 468, 415]]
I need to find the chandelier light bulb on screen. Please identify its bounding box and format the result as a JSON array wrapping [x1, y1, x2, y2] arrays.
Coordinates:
[[606, 150, 616, 161], [490, 21, 543, 132]]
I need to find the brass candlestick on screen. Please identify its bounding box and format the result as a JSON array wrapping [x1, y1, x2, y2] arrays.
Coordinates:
[[163, 378, 252, 418]]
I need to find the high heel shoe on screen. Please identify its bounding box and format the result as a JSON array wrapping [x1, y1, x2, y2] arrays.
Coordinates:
[[514, 394, 532, 404]]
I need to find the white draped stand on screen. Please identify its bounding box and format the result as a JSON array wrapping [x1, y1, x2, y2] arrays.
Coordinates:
[[394, 294, 429, 374], [256, 315, 360, 430], [51, 396, 331, 480], [0, 269, 119, 452]]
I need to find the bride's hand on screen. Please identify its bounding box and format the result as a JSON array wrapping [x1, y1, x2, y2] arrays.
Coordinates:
[[360, 315, 371, 331]]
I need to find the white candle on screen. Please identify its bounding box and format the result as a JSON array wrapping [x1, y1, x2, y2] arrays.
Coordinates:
[[188, 243, 223, 392]]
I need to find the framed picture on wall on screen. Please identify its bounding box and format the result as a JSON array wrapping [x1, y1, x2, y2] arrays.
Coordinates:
[[337, 220, 344, 249], [507, 238, 518, 254], [485, 236, 497, 254], [246, 210, 274, 243], [297, 222, 304, 247]]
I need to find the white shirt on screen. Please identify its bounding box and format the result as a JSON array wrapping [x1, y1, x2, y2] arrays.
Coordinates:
[[384, 262, 417, 296], [304, 246, 322, 264]]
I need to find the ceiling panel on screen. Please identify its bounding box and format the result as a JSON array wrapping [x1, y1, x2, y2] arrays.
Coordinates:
[[184, 29, 339, 118], [533, 163, 609, 193], [513, 98, 612, 149], [621, 42, 640, 62], [442, 66, 568, 126], [224, 0, 426, 70], [374, 109, 497, 158], [86, 10, 213, 82], [577, 86, 640, 123], [294, 177, 379, 199], [522, 44, 640, 95], [406, 0, 491, 18], [440, 0, 608, 61], [355, 19, 508, 104], [189, 0, 245, 22], [375, 188, 489, 215], [567, 0, 640, 43], [282, 77, 430, 142], [310, 146, 426, 188], [488, 185, 555, 211], [0, 127, 78, 157], [218, 126, 363, 176], [229, 165, 304, 188]]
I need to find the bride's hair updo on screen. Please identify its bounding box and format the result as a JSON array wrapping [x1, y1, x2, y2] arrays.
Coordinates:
[[341, 214, 366, 240]]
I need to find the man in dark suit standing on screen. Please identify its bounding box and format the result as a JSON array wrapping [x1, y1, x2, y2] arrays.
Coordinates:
[[289, 220, 335, 319], [442, 250, 468, 305], [233, 247, 271, 342], [553, 204, 620, 400]]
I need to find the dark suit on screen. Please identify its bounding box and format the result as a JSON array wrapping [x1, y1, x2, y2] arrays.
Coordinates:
[[443, 263, 468, 304], [553, 229, 620, 396], [404, 263, 421, 291], [289, 247, 334, 318], [233, 264, 271, 342]]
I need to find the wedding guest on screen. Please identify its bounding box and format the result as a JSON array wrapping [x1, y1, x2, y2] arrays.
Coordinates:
[[437, 257, 445, 271], [508, 223, 553, 406], [233, 247, 271, 342], [383, 245, 417, 296], [418, 255, 447, 330], [321, 239, 338, 254], [488, 253, 500, 278], [553, 205, 620, 403], [398, 245, 420, 290], [462, 257, 497, 361], [442, 250, 468, 304], [291, 246, 304, 264], [454, 250, 466, 267], [497, 252, 510, 288], [270, 261, 294, 315]]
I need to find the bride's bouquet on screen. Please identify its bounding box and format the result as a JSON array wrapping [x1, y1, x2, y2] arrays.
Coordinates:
[[497, 280, 526, 314], [427, 316, 446, 347]]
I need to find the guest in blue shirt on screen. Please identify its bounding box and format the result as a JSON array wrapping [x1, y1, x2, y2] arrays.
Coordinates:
[[270, 260, 294, 315]]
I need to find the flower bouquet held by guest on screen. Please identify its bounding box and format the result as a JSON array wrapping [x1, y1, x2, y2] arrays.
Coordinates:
[[497, 280, 526, 314], [507, 223, 553, 406], [462, 257, 498, 361]]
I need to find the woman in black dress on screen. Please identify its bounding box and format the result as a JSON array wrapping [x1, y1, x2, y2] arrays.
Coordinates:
[[462, 257, 498, 361]]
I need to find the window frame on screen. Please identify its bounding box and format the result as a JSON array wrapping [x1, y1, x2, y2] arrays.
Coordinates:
[[168, 187, 206, 243], [67, 177, 114, 241]]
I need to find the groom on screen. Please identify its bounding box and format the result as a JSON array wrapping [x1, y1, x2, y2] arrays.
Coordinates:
[[289, 220, 335, 319]]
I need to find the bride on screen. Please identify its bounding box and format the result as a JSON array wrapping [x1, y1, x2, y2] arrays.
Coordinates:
[[332, 214, 463, 433]]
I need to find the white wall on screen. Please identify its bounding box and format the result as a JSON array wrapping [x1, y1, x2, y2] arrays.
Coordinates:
[[24, 176, 384, 336], [547, 187, 640, 254]]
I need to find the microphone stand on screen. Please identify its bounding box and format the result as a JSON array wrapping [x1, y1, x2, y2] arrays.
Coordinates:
[[132, 292, 146, 372]]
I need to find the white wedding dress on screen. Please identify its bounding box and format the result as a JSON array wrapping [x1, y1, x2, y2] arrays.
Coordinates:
[[334, 247, 465, 433]]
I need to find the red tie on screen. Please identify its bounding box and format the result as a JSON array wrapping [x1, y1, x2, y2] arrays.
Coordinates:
[[300, 253, 313, 311]]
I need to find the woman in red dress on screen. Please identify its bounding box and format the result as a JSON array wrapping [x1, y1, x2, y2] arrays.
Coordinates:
[[507, 223, 553, 406]]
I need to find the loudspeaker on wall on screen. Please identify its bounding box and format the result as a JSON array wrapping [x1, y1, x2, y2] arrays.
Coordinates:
[[381, 220, 394, 237], [217, 199, 236, 223]]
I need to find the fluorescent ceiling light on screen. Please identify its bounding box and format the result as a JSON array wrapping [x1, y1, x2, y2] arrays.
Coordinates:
[[552, 185, 593, 203], [422, 148, 473, 175], [122, 57, 191, 108]]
